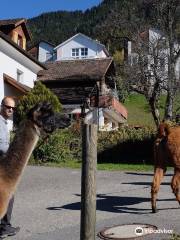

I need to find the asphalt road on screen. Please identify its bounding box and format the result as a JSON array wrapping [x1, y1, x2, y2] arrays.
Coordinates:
[[7, 166, 180, 240]]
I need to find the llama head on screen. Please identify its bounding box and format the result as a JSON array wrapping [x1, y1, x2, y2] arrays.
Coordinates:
[[27, 102, 71, 133]]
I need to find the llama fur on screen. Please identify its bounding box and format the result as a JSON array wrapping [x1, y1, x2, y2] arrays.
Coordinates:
[[151, 122, 180, 213], [0, 102, 70, 218]]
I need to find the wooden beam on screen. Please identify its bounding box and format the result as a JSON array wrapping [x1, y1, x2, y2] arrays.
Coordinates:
[[80, 114, 98, 240]]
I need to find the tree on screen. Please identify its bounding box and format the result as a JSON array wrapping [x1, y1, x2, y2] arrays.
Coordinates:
[[154, 0, 180, 120], [124, 0, 180, 126], [15, 81, 61, 125], [124, 28, 170, 127]]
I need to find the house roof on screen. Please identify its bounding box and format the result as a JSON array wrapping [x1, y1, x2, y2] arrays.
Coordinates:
[[0, 18, 31, 41], [0, 18, 25, 26], [38, 58, 114, 82], [27, 39, 55, 51], [139, 28, 165, 42], [0, 30, 46, 69], [36, 39, 55, 47], [38, 57, 127, 121], [4, 74, 31, 93], [27, 46, 38, 59], [54, 33, 109, 56], [38, 58, 115, 105]]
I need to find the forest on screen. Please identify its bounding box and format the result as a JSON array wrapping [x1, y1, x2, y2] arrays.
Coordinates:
[[27, 0, 180, 54], [27, 0, 180, 125]]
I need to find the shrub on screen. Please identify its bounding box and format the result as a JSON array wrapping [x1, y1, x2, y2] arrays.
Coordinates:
[[26, 119, 156, 165], [98, 126, 156, 164], [31, 125, 156, 165], [32, 128, 81, 164], [98, 125, 155, 151], [14, 81, 64, 163], [15, 81, 61, 124]]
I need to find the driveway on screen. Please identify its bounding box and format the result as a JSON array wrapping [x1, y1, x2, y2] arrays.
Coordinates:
[[9, 166, 179, 240]]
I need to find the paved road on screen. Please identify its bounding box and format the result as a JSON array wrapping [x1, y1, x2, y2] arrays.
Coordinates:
[[8, 166, 179, 240]]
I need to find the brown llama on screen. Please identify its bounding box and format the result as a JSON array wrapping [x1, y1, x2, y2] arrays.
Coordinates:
[[0, 102, 70, 218], [151, 122, 180, 213]]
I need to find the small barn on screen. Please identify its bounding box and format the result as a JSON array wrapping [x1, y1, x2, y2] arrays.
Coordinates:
[[37, 57, 127, 130]]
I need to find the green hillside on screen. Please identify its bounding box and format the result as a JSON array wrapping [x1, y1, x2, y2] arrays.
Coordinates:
[[124, 93, 180, 127], [27, 0, 158, 52], [27, 0, 180, 127]]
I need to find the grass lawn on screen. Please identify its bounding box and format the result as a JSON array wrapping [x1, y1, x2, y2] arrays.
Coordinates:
[[124, 94, 161, 127], [124, 93, 180, 127], [39, 161, 154, 171], [124, 94, 155, 127], [37, 161, 173, 172], [31, 93, 179, 172]]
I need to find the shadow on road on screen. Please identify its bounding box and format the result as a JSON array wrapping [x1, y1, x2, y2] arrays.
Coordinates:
[[122, 182, 170, 186], [125, 172, 173, 177], [47, 194, 175, 214]]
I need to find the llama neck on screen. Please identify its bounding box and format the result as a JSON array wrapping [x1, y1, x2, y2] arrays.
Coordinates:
[[4, 120, 40, 181]]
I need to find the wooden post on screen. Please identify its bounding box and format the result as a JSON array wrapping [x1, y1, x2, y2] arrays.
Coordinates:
[[80, 117, 97, 240]]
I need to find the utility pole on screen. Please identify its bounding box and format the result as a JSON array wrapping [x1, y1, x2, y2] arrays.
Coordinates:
[[80, 108, 98, 240]]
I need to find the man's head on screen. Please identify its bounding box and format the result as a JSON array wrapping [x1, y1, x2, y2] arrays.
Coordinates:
[[1, 97, 16, 120]]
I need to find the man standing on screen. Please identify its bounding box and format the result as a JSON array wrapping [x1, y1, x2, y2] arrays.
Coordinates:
[[0, 96, 20, 238]]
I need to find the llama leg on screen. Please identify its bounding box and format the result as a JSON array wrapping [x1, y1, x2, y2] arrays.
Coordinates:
[[0, 193, 10, 219], [151, 167, 166, 213], [171, 169, 180, 205]]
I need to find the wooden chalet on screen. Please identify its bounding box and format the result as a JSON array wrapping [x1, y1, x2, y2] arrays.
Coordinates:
[[38, 58, 115, 103], [38, 58, 127, 128]]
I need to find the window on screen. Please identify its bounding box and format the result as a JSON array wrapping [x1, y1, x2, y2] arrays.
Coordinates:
[[81, 48, 88, 58], [46, 52, 53, 61], [17, 35, 23, 48], [72, 48, 88, 58], [72, 48, 79, 58], [17, 69, 23, 82], [159, 58, 166, 71]]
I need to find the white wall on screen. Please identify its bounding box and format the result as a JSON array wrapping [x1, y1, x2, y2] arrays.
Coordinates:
[[128, 41, 132, 56], [38, 42, 54, 62], [175, 56, 180, 80], [4, 83, 22, 99], [0, 51, 36, 87], [0, 51, 37, 102], [0, 71, 4, 102], [56, 35, 107, 60], [0, 51, 37, 130], [149, 29, 163, 44]]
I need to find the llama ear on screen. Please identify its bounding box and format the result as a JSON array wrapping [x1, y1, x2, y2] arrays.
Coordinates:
[[41, 102, 53, 111], [27, 102, 54, 125], [27, 102, 43, 120]]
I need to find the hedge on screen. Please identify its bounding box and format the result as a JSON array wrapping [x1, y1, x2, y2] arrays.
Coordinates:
[[31, 125, 157, 165]]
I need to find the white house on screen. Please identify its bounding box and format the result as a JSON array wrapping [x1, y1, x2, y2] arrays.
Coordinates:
[[54, 33, 109, 61], [30, 33, 110, 63], [28, 40, 55, 63], [0, 19, 45, 128], [128, 28, 180, 82], [29, 33, 127, 131]]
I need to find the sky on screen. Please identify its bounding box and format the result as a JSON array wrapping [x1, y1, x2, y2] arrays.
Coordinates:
[[1, 0, 102, 20]]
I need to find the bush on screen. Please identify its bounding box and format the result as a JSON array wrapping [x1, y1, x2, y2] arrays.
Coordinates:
[[30, 123, 156, 165], [98, 126, 156, 164], [32, 128, 81, 164], [15, 81, 64, 164], [15, 81, 61, 124]]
